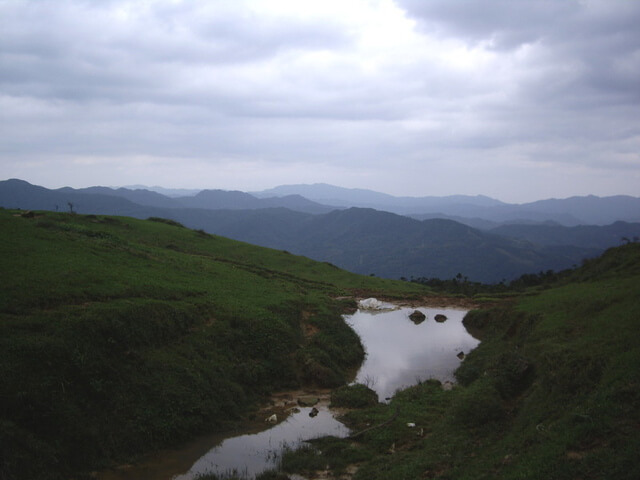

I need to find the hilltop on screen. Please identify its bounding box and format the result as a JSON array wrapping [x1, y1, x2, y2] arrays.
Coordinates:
[[0, 208, 425, 480]]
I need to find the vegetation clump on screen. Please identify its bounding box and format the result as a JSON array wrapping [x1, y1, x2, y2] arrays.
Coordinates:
[[330, 383, 379, 408]]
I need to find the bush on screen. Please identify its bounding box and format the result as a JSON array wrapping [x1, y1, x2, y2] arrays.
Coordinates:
[[331, 383, 379, 408]]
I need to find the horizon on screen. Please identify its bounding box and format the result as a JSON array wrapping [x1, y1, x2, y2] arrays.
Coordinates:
[[4, 176, 639, 205], [2, 1, 639, 203]]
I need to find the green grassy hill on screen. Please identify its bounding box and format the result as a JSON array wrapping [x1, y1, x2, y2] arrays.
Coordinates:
[[281, 243, 640, 479], [0, 209, 425, 480]]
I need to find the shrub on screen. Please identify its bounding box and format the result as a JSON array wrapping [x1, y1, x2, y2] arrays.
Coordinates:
[[331, 383, 379, 408]]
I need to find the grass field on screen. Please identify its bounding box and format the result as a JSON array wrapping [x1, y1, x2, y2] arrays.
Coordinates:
[[0, 209, 426, 480]]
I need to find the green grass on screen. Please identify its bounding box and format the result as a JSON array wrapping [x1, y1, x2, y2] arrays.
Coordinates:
[[281, 243, 640, 480], [0, 209, 426, 480]]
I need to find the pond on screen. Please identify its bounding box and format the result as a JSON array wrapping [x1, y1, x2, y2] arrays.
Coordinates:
[[346, 306, 480, 401], [99, 303, 479, 480], [172, 402, 349, 479]]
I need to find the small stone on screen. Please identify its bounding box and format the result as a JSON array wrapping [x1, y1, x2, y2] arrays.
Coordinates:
[[265, 414, 277, 424], [434, 314, 448, 322], [457, 351, 465, 359]]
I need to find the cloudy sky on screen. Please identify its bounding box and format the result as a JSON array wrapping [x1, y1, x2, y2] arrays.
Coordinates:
[[1, 0, 639, 202]]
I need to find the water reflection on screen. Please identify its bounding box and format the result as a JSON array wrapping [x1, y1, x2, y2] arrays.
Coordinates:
[[346, 307, 479, 400], [173, 405, 348, 479]]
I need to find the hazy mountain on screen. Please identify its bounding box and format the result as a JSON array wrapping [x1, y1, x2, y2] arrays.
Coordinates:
[[414, 204, 584, 226], [123, 185, 202, 197], [4, 180, 334, 215], [58, 186, 180, 208], [254, 183, 505, 212], [258, 194, 334, 214], [255, 184, 640, 226], [519, 195, 640, 225], [176, 189, 334, 214], [177, 189, 266, 210], [0, 179, 620, 282], [0, 179, 148, 215], [490, 221, 640, 250]]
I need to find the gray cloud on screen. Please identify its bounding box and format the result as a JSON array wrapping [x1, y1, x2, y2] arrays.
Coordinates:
[[1, 0, 639, 201]]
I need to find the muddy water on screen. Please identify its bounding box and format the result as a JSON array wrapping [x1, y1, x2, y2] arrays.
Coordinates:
[[99, 305, 477, 480]]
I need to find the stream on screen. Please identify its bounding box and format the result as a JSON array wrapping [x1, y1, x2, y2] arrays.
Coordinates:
[[99, 303, 479, 480]]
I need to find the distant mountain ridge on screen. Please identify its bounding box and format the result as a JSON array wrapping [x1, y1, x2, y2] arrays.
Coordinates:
[[490, 221, 640, 250], [11, 180, 335, 214], [253, 183, 640, 225], [2, 178, 639, 283], [254, 183, 506, 212], [113, 181, 640, 226]]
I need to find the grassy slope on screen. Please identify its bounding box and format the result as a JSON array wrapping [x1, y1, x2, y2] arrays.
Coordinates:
[[0, 209, 426, 480], [283, 243, 640, 480]]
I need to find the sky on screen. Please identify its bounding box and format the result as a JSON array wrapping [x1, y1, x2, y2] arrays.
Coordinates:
[[1, 0, 639, 203]]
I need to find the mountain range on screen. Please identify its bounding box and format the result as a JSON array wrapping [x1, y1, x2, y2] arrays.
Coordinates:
[[2, 178, 639, 282], [252, 183, 640, 226]]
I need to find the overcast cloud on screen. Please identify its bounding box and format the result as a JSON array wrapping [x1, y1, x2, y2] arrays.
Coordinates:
[[1, 0, 639, 202]]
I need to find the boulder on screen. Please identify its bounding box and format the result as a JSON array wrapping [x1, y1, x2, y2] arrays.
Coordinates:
[[309, 407, 319, 418], [457, 351, 465, 360], [434, 314, 448, 323], [408, 310, 426, 324]]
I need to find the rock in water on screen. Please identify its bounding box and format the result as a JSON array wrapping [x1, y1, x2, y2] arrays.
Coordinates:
[[434, 314, 448, 323], [409, 310, 426, 324]]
